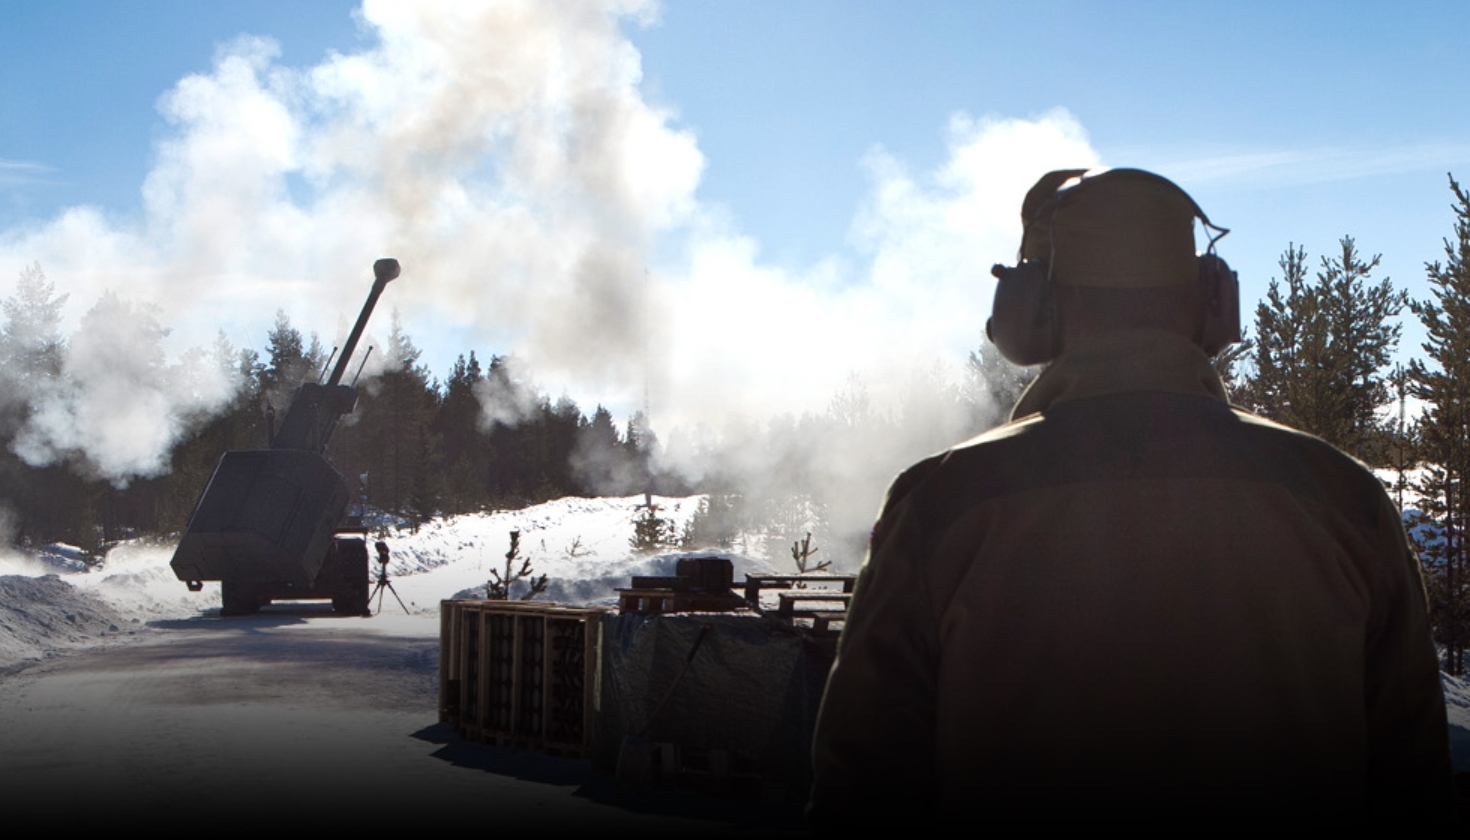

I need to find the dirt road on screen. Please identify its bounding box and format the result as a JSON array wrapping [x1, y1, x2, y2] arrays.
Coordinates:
[[0, 606, 807, 834]]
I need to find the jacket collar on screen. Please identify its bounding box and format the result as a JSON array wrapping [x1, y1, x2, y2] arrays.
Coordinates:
[[1010, 329, 1228, 421]]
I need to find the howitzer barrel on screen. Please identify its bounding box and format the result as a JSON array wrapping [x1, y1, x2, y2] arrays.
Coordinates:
[[270, 258, 400, 452], [328, 258, 399, 387]]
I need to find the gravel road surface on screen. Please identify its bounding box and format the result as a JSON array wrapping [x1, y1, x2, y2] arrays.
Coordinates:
[[0, 606, 807, 835]]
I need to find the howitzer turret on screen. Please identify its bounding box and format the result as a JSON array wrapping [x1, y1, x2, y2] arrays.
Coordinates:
[[170, 259, 400, 616]]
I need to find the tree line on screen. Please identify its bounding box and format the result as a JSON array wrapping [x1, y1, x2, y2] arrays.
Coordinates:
[[0, 284, 666, 552], [1220, 175, 1470, 675]]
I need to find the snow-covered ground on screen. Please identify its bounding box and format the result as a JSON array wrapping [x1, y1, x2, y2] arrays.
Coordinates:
[[376, 495, 786, 608], [2, 491, 1468, 775], [0, 494, 792, 670]]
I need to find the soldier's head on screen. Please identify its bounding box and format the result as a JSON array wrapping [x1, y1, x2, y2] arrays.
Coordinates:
[[986, 167, 1239, 366]]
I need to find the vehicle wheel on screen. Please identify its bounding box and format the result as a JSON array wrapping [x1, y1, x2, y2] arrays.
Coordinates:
[[221, 580, 261, 616], [330, 538, 371, 616]]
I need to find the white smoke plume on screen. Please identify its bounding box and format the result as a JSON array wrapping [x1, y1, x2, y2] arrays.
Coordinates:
[[653, 112, 1098, 562], [0, 1, 1100, 546], [11, 294, 239, 483], [0, 0, 700, 482], [472, 354, 543, 429], [660, 110, 1098, 431]]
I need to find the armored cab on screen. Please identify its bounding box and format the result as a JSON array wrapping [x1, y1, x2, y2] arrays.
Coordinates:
[[170, 259, 400, 616]]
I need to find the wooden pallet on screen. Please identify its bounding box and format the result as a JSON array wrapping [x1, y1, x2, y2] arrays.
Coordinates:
[[439, 599, 607, 757], [741, 573, 856, 634]]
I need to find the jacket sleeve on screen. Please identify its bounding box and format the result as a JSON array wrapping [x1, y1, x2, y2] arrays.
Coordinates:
[[1362, 489, 1455, 824], [808, 467, 944, 830]]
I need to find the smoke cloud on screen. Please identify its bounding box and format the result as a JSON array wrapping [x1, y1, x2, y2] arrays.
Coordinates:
[[0, 1, 1100, 549], [11, 294, 239, 482], [660, 110, 1098, 430]]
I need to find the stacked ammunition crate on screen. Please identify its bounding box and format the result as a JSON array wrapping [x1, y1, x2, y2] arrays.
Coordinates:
[[440, 600, 607, 757]]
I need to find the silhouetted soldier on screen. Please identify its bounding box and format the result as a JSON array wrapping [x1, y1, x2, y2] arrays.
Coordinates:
[[810, 168, 1452, 830]]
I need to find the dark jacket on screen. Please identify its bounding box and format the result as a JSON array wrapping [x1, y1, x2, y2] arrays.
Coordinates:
[[810, 330, 1451, 828]]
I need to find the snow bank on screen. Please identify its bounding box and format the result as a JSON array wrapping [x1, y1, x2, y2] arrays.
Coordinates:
[[0, 575, 135, 674]]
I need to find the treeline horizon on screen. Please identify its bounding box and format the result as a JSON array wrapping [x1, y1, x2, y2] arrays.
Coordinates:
[[0, 255, 1046, 575], [0, 291, 683, 551]]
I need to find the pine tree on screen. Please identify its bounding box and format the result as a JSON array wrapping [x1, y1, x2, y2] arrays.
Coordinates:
[[681, 493, 744, 549], [481, 355, 535, 503], [0, 263, 75, 547], [351, 313, 440, 516], [1, 262, 68, 391], [406, 424, 438, 532], [432, 352, 488, 513], [1388, 363, 1416, 512], [573, 404, 633, 495], [1244, 244, 1339, 433], [623, 410, 655, 493], [1243, 239, 1403, 463], [1210, 335, 1254, 406], [1407, 173, 1470, 675], [1318, 237, 1405, 461], [629, 494, 677, 553], [541, 395, 582, 496], [261, 310, 311, 415], [964, 341, 1037, 428]]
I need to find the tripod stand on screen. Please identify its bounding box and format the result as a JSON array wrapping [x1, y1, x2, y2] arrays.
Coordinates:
[[370, 540, 409, 615]]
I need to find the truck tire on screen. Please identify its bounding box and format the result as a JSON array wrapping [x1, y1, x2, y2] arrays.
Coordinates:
[[221, 580, 262, 616], [330, 538, 371, 617]]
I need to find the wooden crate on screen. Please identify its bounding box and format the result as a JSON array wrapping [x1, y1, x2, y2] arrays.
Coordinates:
[[439, 599, 607, 757]]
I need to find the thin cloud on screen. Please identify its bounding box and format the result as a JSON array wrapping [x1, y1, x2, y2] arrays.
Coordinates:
[[0, 159, 53, 185], [1165, 142, 1470, 190]]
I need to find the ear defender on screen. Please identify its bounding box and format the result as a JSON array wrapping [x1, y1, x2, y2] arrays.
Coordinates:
[[986, 168, 1241, 366], [986, 262, 1058, 367], [1196, 252, 1242, 356], [984, 170, 1076, 367]]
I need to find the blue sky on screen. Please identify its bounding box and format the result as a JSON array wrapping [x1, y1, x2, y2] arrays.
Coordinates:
[[1, 1, 1467, 477], [11, 3, 1468, 271], [632, 2, 1470, 287]]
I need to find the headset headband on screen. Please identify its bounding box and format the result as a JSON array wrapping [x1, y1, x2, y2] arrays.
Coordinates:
[[1023, 168, 1230, 261]]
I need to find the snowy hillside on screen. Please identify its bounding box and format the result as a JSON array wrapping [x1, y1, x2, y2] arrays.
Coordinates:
[[378, 495, 785, 607], [0, 494, 790, 667]]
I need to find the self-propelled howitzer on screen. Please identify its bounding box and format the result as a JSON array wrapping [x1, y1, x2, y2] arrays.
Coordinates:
[[170, 259, 400, 615]]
